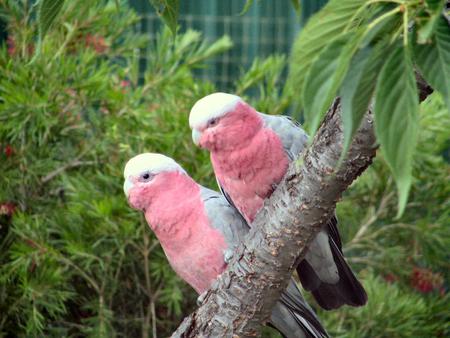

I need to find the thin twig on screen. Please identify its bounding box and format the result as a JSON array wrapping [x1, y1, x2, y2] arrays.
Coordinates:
[[41, 160, 95, 184]]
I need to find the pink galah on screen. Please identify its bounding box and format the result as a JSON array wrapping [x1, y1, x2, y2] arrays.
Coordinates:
[[124, 153, 329, 338], [189, 93, 368, 310]]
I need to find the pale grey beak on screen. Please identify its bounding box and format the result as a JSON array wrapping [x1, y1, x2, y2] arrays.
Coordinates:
[[192, 129, 202, 146], [123, 178, 134, 197]]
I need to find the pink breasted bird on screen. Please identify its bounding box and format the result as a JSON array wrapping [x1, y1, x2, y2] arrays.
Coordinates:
[[189, 93, 367, 310], [124, 153, 329, 338]]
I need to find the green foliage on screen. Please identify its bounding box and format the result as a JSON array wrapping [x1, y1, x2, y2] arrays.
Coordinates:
[[0, 1, 230, 336], [315, 92, 449, 338], [235, 54, 293, 115], [339, 39, 387, 166], [414, 16, 450, 112], [302, 31, 360, 133], [34, 0, 65, 60], [288, 0, 450, 216], [319, 272, 447, 338], [148, 0, 179, 35], [374, 44, 419, 217]]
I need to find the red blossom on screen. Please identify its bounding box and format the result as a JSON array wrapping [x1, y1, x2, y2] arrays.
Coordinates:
[[7, 36, 16, 56], [410, 266, 444, 294], [85, 34, 108, 54], [120, 80, 130, 88], [383, 273, 398, 284], [5, 144, 14, 157], [0, 202, 16, 217], [6, 36, 34, 57]]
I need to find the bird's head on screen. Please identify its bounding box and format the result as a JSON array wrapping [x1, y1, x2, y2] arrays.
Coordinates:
[[123, 153, 187, 211], [189, 92, 263, 152]]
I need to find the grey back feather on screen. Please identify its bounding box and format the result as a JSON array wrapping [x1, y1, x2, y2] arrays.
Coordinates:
[[200, 186, 249, 250], [258, 112, 309, 160]]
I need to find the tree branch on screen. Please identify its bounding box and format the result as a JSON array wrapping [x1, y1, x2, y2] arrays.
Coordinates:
[[172, 99, 377, 337]]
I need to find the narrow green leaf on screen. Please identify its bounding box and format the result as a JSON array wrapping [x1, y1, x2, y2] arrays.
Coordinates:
[[288, 0, 367, 108], [302, 32, 360, 134], [374, 45, 419, 217], [339, 40, 389, 162], [149, 0, 179, 35], [415, 16, 450, 112]]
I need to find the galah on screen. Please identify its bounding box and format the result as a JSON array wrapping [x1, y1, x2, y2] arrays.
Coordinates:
[[123, 153, 329, 338], [189, 93, 367, 310]]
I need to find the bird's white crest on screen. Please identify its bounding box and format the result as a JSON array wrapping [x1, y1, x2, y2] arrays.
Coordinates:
[[189, 92, 241, 129], [124, 153, 186, 179]]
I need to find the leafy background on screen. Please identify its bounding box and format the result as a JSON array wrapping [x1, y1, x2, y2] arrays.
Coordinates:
[[0, 0, 449, 337]]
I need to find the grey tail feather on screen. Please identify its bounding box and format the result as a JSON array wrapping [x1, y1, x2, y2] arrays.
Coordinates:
[[297, 237, 368, 310], [269, 281, 329, 338]]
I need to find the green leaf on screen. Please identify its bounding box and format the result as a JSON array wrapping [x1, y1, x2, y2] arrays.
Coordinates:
[[240, 0, 255, 15], [416, 0, 446, 44], [290, 0, 301, 16], [374, 45, 419, 217], [37, 0, 65, 42], [339, 40, 388, 162], [31, 0, 65, 62], [415, 16, 450, 112], [302, 32, 360, 133], [289, 0, 367, 107], [149, 0, 179, 35]]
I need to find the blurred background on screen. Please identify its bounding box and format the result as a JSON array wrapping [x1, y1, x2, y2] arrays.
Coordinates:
[[0, 1, 448, 337]]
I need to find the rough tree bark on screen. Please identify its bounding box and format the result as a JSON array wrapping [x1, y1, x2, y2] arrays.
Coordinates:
[[172, 99, 377, 337]]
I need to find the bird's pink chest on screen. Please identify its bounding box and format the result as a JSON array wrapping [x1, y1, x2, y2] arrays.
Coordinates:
[[213, 128, 289, 223], [164, 235, 227, 294], [147, 202, 227, 294]]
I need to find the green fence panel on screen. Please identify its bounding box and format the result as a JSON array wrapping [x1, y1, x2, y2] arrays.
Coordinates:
[[130, 0, 305, 90]]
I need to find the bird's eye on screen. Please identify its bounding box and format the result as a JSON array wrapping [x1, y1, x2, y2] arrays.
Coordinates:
[[208, 118, 219, 127], [140, 172, 153, 182]]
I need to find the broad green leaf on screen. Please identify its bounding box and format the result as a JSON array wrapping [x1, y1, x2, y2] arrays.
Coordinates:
[[289, 0, 367, 107], [339, 40, 389, 162], [37, 0, 65, 42], [414, 16, 450, 112], [374, 45, 419, 217], [149, 0, 179, 35], [31, 0, 65, 61], [302, 32, 360, 133]]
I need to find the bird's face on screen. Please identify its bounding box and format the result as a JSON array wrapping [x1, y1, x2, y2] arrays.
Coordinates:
[[123, 153, 186, 211], [189, 92, 262, 152]]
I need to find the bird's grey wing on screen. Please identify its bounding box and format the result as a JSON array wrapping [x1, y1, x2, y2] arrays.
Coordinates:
[[200, 186, 249, 250], [259, 112, 309, 160], [271, 280, 329, 338]]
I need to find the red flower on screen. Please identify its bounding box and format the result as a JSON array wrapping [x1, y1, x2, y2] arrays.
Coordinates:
[[120, 80, 130, 88], [0, 202, 16, 217], [5, 144, 14, 157], [383, 273, 398, 284], [6, 36, 34, 57], [7, 36, 16, 56], [85, 34, 108, 54], [410, 266, 444, 294]]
